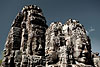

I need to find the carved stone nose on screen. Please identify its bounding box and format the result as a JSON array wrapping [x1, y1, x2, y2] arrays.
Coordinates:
[[82, 46, 88, 53]]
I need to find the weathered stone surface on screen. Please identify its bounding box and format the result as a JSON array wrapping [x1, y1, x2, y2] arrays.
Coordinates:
[[45, 22, 63, 67], [63, 19, 92, 64], [1, 5, 47, 67], [1, 5, 100, 67]]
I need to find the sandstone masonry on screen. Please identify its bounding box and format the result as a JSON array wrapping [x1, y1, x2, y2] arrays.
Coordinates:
[[1, 5, 100, 67]]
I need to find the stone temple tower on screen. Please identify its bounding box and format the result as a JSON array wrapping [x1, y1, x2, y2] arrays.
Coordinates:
[[1, 5, 48, 67], [1, 5, 100, 67]]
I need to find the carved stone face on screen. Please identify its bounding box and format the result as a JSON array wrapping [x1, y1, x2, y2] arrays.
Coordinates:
[[73, 38, 90, 63]]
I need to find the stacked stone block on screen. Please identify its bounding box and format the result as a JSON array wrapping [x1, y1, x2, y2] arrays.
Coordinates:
[[1, 5, 100, 67]]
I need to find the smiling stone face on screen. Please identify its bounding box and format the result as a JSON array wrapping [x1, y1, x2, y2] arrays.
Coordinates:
[[73, 38, 91, 64], [63, 19, 92, 64]]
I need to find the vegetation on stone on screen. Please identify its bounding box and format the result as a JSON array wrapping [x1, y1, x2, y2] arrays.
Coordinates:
[[0, 60, 2, 65]]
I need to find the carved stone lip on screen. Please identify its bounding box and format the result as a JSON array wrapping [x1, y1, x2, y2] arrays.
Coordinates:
[[82, 53, 86, 57], [81, 53, 88, 57], [78, 57, 87, 62]]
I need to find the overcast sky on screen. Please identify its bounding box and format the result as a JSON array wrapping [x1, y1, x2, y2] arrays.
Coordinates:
[[0, 0, 100, 59]]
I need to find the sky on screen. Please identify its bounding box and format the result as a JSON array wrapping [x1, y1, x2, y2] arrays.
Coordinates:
[[0, 0, 100, 59]]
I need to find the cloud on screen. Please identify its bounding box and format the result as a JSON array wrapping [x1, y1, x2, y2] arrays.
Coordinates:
[[86, 26, 95, 35], [89, 27, 95, 32]]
